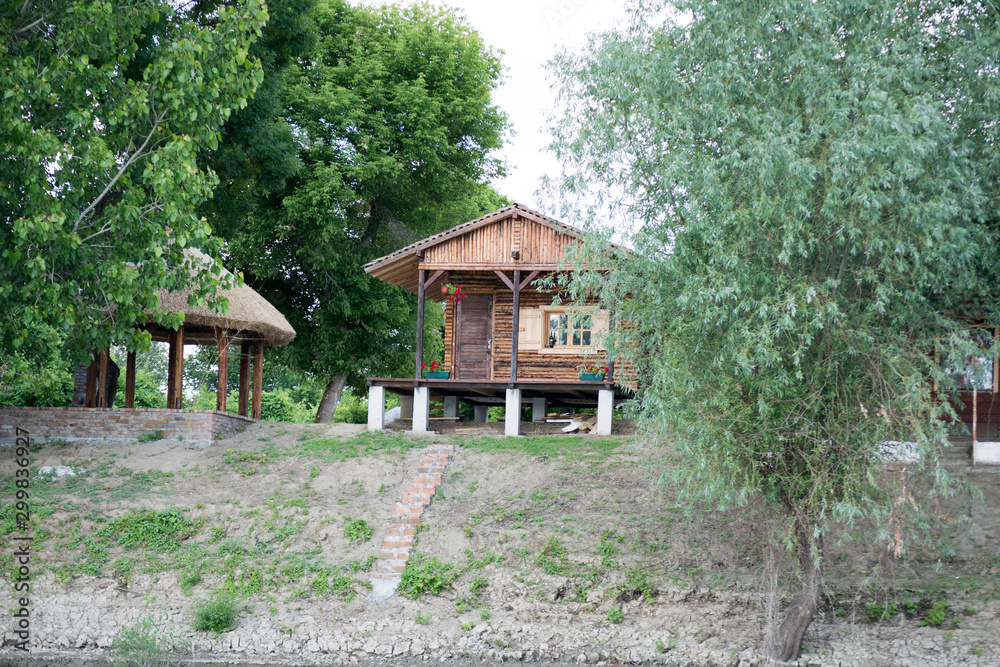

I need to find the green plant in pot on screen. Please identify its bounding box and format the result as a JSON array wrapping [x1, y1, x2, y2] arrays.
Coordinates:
[[576, 362, 608, 381], [422, 360, 450, 379]]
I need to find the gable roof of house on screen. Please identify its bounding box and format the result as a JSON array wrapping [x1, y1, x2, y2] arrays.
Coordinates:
[[363, 203, 586, 293]]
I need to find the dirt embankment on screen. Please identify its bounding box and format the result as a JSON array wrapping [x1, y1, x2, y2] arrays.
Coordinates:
[[1, 421, 998, 666]]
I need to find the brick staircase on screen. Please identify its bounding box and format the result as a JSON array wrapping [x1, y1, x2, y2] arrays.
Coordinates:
[[371, 444, 456, 587]]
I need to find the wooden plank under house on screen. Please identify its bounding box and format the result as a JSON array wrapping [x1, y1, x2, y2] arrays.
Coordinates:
[[363, 203, 632, 436]]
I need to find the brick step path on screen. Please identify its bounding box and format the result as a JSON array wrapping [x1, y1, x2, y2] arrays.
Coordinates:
[[372, 444, 455, 588]]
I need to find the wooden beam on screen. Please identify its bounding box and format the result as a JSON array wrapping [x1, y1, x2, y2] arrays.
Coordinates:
[[493, 269, 514, 291], [167, 327, 185, 409], [125, 350, 136, 409], [415, 268, 426, 380], [238, 340, 251, 417], [96, 348, 109, 408], [216, 328, 229, 412], [252, 340, 264, 420], [510, 269, 520, 381], [426, 269, 446, 288], [517, 270, 540, 292], [85, 353, 97, 407]]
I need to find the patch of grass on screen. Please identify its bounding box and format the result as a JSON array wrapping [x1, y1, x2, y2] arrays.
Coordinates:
[[608, 605, 625, 624], [102, 508, 200, 553], [457, 435, 622, 459], [617, 567, 657, 603], [193, 596, 240, 634], [136, 431, 163, 443], [112, 615, 190, 667], [344, 518, 373, 543], [415, 611, 431, 625], [397, 554, 458, 599], [535, 537, 571, 576], [918, 601, 950, 628], [297, 431, 422, 462]]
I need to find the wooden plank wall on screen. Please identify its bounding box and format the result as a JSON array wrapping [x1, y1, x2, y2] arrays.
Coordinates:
[[439, 272, 607, 381], [424, 217, 576, 267], [952, 392, 1000, 439]]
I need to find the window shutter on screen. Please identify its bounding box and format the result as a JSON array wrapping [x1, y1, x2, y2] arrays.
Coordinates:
[[593, 309, 610, 351], [519, 307, 543, 350]]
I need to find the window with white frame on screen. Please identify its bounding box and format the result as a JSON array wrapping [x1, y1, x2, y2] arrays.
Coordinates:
[[546, 311, 593, 348]]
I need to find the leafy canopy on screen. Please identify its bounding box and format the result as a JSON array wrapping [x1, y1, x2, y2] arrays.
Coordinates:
[[225, 0, 508, 394], [550, 0, 1000, 545], [0, 0, 267, 361]]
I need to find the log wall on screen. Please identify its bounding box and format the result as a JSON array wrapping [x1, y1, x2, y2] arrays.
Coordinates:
[[440, 272, 607, 382]]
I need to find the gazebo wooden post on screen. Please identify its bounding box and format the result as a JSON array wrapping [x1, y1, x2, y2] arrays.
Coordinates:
[[97, 348, 109, 408], [252, 340, 264, 420], [216, 328, 229, 412], [238, 340, 251, 417], [125, 350, 136, 409], [85, 352, 98, 407], [167, 326, 185, 409]]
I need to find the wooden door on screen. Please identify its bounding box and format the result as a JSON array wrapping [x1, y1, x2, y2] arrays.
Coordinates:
[[456, 294, 493, 379]]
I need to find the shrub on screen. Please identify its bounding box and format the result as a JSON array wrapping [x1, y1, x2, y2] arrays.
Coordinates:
[[112, 615, 190, 667], [344, 518, 373, 542], [193, 596, 239, 633], [397, 554, 457, 598]]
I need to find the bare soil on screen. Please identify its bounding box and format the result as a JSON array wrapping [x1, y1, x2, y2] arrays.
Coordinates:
[[1, 420, 998, 666]]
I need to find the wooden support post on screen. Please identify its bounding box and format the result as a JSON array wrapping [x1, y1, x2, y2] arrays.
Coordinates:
[[125, 350, 136, 409], [510, 269, 520, 382], [252, 340, 264, 420], [85, 353, 97, 407], [415, 268, 426, 380], [238, 340, 251, 417], [167, 327, 185, 409], [607, 307, 616, 385], [97, 348, 109, 408], [216, 329, 229, 412]]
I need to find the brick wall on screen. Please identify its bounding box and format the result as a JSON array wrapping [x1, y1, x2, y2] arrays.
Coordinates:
[[0, 406, 252, 449]]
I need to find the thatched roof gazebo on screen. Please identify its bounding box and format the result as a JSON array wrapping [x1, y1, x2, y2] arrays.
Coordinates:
[[83, 252, 295, 420]]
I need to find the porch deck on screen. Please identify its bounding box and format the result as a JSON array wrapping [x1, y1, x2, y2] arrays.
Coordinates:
[[365, 377, 633, 436], [365, 377, 632, 407]]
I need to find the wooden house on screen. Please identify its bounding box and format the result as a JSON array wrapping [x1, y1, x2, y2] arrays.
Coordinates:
[[949, 324, 1000, 464], [362, 203, 629, 435]]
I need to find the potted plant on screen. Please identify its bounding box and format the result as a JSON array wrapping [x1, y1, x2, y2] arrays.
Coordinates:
[[576, 362, 608, 381], [442, 283, 467, 304], [422, 360, 450, 379]]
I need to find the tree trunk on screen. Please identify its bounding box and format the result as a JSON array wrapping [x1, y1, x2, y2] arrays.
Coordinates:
[[313, 374, 347, 423], [762, 516, 823, 662]]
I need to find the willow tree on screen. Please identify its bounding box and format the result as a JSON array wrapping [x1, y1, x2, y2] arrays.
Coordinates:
[[550, 0, 1000, 660]]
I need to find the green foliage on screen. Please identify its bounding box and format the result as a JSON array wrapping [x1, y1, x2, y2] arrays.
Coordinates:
[[535, 537, 571, 576], [0, 0, 268, 361], [607, 605, 625, 624], [919, 601, 950, 628], [192, 596, 239, 634], [343, 518, 373, 543], [222, 0, 510, 418], [0, 326, 73, 406], [864, 602, 899, 623], [414, 612, 431, 625], [101, 508, 198, 553], [397, 554, 458, 599], [112, 615, 190, 667], [137, 431, 164, 443], [550, 0, 1000, 607]]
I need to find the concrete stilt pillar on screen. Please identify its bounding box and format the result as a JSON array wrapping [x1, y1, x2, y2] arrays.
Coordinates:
[[532, 397, 547, 422], [400, 395, 413, 419], [505, 388, 522, 437], [596, 389, 614, 436], [367, 385, 386, 432], [443, 395, 459, 419], [412, 387, 431, 433], [474, 405, 489, 423]]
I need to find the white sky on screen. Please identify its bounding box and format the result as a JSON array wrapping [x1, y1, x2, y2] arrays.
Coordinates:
[[360, 0, 632, 211]]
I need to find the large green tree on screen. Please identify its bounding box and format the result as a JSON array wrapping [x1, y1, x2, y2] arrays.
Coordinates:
[[550, 0, 1000, 660], [0, 0, 267, 362], [226, 0, 508, 421]]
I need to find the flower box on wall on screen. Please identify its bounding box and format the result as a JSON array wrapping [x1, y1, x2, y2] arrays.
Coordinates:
[[424, 371, 450, 379], [578, 371, 606, 381]]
